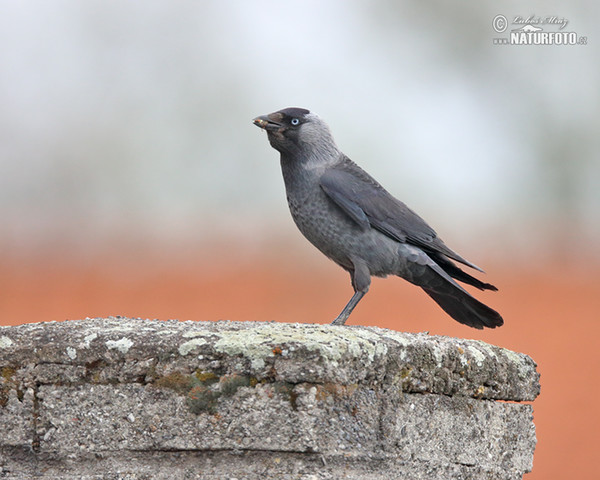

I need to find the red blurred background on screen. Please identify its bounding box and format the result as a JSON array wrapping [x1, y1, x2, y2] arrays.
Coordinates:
[[1, 243, 598, 479]]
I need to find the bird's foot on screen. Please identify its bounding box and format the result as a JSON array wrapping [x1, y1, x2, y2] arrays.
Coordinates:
[[331, 316, 348, 326]]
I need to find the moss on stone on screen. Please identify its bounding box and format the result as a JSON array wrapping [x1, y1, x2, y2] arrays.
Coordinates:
[[219, 374, 251, 396], [0, 366, 20, 407], [187, 385, 220, 414], [195, 371, 219, 384], [153, 371, 258, 414], [154, 372, 196, 395]]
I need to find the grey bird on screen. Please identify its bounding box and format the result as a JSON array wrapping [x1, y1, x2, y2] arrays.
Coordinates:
[[253, 107, 503, 329]]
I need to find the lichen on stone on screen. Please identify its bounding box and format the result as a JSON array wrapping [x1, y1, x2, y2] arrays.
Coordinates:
[[106, 337, 134, 354], [211, 324, 388, 370]]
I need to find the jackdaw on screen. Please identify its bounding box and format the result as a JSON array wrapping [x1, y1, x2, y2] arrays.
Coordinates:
[[253, 107, 503, 329]]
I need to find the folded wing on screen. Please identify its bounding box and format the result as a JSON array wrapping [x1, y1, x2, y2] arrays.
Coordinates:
[[320, 158, 485, 273]]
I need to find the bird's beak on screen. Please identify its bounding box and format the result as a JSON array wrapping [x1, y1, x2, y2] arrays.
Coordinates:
[[253, 114, 282, 132]]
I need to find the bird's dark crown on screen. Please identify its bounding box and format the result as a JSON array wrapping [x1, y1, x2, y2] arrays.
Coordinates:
[[277, 107, 310, 120]]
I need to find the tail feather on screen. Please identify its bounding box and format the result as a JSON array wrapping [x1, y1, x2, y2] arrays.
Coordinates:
[[422, 287, 503, 329], [429, 253, 498, 291], [411, 260, 503, 329]]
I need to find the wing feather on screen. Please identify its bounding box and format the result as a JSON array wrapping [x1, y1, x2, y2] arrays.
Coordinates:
[[319, 158, 483, 272]]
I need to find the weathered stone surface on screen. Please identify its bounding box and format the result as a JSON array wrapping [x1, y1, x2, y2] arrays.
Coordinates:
[[0, 318, 539, 479]]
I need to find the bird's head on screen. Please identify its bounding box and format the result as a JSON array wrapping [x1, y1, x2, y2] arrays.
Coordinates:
[[253, 107, 339, 159]]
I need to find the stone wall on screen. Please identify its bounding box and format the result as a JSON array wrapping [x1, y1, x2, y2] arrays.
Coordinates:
[[0, 318, 539, 479]]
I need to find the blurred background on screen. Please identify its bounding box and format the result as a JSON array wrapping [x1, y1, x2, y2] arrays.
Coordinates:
[[1, 1, 598, 477]]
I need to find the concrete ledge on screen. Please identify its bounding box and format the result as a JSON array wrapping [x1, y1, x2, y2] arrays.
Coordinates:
[[0, 318, 539, 479]]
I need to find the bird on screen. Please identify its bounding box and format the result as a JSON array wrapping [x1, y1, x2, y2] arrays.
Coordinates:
[[253, 107, 503, 329]]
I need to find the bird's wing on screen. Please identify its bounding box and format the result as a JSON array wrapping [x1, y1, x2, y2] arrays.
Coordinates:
[[320, 159, 483, 271]]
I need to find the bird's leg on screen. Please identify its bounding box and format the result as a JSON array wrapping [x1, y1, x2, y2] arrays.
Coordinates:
[[331, 290, 366, 325], [331, 260, 370, 326]]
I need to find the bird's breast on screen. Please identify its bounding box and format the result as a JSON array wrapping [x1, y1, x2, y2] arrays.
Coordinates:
[[280, 157, 401, 274], [285, 186, 397, 273]]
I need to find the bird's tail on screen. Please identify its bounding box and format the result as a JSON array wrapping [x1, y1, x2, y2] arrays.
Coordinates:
[[421, 285, 503, 329], [428, 252, 498, 291], [412, 260, 503, 329]]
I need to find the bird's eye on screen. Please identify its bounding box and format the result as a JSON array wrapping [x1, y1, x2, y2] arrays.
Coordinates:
[[290, 118, 300, 126]]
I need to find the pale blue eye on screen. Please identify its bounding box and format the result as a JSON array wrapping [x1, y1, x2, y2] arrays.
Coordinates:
[[291, 118, 300, 126]]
